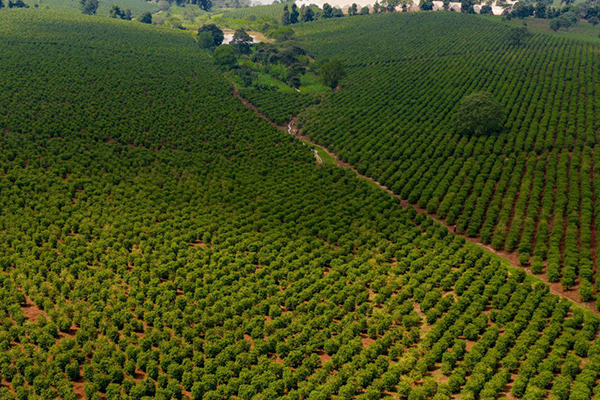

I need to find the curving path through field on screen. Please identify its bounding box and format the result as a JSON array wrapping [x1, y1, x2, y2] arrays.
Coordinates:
[[233, 88, 599, 316]]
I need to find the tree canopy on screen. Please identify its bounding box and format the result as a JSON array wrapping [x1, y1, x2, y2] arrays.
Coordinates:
[[231, 28, 253, 55], [139, 11, 152, 23], [109, 5, 132, 20], [454, 92, 505, 135], [320, 58, 346, 89], [213, 44, 237, 69], [198, 24, 224, 49], [507, 27, 531, 46], [80, 0, 99, 15]]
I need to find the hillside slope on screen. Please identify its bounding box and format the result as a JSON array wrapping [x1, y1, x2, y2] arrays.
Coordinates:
[[295, 12, 600, 305], [1, 10, 600, 400]]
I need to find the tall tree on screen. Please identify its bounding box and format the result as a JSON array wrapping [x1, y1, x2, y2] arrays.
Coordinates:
[[109, 5, 125, 18], [231, 28, 253, 55], [419, 0, 433, 10], [198, 24, 224, 48], [507, 27, 531, 46], [322, 3, 333, 17], [139, 11, 152, 23], [302, 6, 314, 21], [198, 0, 212, 11], [460, 0, 474, 13], [290, 3, 299, 23], [213, 44, 237, 69], [360, 5, 369, 14], [454, 92, 505, 136], [534, 3, 546, 18], [282, 5, 291, 25], [0, 0, 4, 9], [320, 58, 346, 89], [382, 0, 400, 12], [349, 3, 358, 15], [480, 4, 493, 14]]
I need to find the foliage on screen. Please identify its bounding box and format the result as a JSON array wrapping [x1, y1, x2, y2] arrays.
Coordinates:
[[198, 23, 224, 48], [460, 0, 474, 13], [109, 5, 132, 20], [507, 26, 531, 46], [268, 25, 295, 41], [138, 11, 152, 23], [420, 0, 433, 11], [213, 43, 237, 68], [231, 27, 253, 55], [80, 0, 99, 15], [480, 4, 492, 14], [549, 12, 578, 31], [319, 58, 345, 89]]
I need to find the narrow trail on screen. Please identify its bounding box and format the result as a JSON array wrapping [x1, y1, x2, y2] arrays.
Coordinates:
[[233, 88, 600, 316]]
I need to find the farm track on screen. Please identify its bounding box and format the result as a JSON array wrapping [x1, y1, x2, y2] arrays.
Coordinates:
[[233, 88, 600, 316]]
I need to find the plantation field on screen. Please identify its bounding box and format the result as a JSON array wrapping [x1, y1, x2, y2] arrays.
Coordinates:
[[219, 1, 290, 20], [40, 0, 159, 17], [3, 8, 600, 400], [481, 16, 600, 44], [291, 12, 600, 306]]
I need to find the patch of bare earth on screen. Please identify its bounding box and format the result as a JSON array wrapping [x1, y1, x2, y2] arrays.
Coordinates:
[[316, 350, 332, 364], [21, 296, 47, 322], [430, 368, 449, 385], [360, 334, 375, 348], [244, 334, 255, 348]]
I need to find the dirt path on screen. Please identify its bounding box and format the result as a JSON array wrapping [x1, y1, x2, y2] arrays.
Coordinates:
[[233, 90, 600, 316]]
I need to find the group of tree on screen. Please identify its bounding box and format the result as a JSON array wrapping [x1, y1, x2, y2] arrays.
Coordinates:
[[202, 26, 254, 68], [0, 0, 29, 9], [109, 5, 132, 20], [281, 2, 371, 26], [549, 11, 578, 30], [502, 0, 600, 30], [139, 11, 153, 23], [151, 0, 212, 11], [282, 3, 342, 25]]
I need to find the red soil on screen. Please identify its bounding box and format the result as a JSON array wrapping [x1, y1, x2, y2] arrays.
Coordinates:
[[21, 295, 47, 322]]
